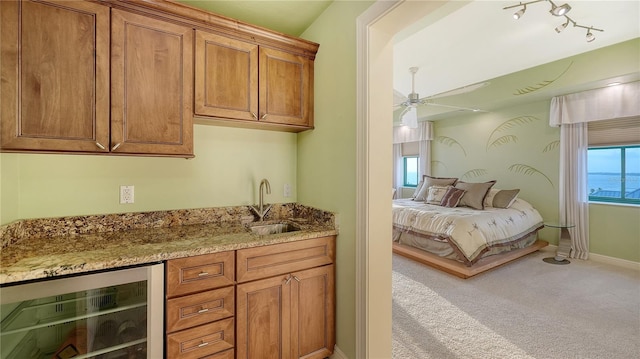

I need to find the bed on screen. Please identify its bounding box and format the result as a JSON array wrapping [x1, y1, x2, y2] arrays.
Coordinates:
[[392, 177, 547, 278]]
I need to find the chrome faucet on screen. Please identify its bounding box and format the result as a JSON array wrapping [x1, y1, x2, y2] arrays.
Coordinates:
[[250, 178, 272, 221]]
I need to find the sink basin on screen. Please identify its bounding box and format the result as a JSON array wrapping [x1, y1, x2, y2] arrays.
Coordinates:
[[249, 222, 300, 235]]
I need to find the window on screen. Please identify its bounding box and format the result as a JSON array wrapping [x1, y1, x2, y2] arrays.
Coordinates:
[[403, 156, 419, 187], [588, 145, 640, 205]]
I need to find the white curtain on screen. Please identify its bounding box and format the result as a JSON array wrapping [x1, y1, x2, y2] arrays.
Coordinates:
[[558, 123, 590, 259], [393, 122, 434, 188], [392, 144, 403, 191], [550, 81, 640, 259]]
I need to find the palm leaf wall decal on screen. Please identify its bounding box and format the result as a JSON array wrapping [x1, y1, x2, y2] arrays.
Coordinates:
[[486, 116, 539, 151], [435, 136, 467, 156], [508, 163, 554, 188], [462, 169, 488, 179], [487, 135, 518, 150], [431, 160, 447, 170], [513, 61, 574, 95], [543, 140, 560, 153]]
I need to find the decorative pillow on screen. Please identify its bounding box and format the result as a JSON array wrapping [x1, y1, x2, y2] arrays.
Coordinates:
[[413, 182, 431, 201], [425, 185, 451, 205], [492, 189, 520, 208], [454, 180, 496, 210], [483, 188, 500, 208], [413, 175, 457, 201], [410, 179, 425, 199], [440, 187, 466, 208]]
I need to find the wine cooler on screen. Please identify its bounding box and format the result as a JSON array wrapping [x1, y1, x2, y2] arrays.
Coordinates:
[[0, 264, 164, 359]]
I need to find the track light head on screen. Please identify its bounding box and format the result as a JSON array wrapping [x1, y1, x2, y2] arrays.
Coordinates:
[[555, 19, 569, 33], [513, 6, 526, 19], [550, 3, 571, 16], [586, 28, 596, 42]]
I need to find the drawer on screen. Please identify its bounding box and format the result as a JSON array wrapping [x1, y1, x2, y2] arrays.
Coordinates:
[[167, 251, 234, 297], [202, 349, 234, 359], [166, 318, 234, 359], [236, 236, 335, 283], [167, 286, 235, 333]]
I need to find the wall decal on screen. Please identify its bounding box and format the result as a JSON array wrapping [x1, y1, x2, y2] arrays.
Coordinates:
[[486, 116, 539, 151], [462, 169, 488, 179], [435, 136, 467, 156], [513, 61, 574, 96], [432, 160, 447, 171], [508, 163, 554, 188], [543, 140, 560, 153]]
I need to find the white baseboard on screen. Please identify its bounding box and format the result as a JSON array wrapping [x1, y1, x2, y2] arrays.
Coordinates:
[[330, 345, 348, 359], [545, 244, 640, 271]]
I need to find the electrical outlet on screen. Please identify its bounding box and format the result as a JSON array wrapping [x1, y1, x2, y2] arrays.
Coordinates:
[[284, 183, 291, 197], [120, 185, 134, 204]]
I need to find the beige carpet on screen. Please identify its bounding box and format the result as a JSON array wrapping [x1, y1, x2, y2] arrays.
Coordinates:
[[392, 248, 640, 359]]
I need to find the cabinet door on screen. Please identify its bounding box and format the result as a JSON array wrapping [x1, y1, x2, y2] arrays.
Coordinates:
[[0, 0, 110, 152], [236, 275, 291, 359], [195, 30, 258, 121], [111, 9, 193, 156], [291, 265, 335, 359], [259, 47, 313, 128]]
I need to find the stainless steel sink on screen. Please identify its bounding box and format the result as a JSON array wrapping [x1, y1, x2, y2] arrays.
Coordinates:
[[249, 222, 300, 235]]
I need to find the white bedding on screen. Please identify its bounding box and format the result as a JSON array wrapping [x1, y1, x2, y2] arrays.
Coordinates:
[[392, 197, 543, 264]]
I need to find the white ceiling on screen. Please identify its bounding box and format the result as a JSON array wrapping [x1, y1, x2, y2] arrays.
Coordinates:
[[393, 0, 640, 107]]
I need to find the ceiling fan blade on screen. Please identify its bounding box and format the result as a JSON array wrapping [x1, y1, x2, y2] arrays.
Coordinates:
[[422, 101, 487, 112]]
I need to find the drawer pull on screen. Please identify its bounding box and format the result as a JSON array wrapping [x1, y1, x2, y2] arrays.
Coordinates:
[[198, 341, 209, 348], [197, 308, 209, 314], [197, 271, 209, 277]]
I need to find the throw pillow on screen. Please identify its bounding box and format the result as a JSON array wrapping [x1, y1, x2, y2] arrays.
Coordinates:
[[440, 187, 466, 207], [414, 182, 431, 201], [492, 189, 520, 208], [411, 179, 424, 199], [425, 185, 451, 205], [413, 175, 457, 201], [483, 188, 500, 208], [454, 180, 497, 210]]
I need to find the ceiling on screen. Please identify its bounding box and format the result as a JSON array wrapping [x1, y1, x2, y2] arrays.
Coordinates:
[[180, 0, 639, 122]]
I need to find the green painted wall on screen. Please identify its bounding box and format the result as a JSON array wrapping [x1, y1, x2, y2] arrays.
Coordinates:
[[0, 125, 297, 223], [299, 1, 375, 358], [432, 99, 640, 263]]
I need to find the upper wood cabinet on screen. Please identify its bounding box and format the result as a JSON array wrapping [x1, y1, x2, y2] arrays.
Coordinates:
[[195, 30, 315, 132], [1, 1, 194, 157], [111, 9, 193, 156], [0, 0, 110, 153]]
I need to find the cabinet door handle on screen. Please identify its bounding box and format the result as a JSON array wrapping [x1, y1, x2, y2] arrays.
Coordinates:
[[284, 275, 292, 285], [250, 112, 257, 119], [292, 275, 301, 282], [111, 143, 122, 151], [197, 271, 209, 277], [197, 307, 209, 314], [260, 113, 268, 120], [95, 142, 106, 150]]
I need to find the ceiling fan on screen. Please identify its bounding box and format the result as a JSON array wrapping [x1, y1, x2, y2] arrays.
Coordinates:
[[394, 67, 488, 127]]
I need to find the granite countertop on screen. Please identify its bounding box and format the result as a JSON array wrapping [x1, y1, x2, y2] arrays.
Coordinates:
[[0, 203, 338, 285]]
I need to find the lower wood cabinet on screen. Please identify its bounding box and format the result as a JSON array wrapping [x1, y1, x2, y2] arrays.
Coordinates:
[[165, 236, 336, 359], [236, 265, 335, 359]]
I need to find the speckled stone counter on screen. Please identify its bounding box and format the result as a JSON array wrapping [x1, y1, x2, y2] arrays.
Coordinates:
[[0, 203, 337, 285]]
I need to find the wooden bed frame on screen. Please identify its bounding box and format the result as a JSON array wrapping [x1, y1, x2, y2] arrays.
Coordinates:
[[392, 239, 549, 279]]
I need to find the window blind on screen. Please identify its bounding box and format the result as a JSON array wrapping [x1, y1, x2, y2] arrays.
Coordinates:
[[588, 117, 640, 146], [401, 141, 419, 156]]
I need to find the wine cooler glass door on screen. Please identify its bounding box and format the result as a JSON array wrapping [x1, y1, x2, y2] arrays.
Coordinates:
[[0, 264, 164, 359]]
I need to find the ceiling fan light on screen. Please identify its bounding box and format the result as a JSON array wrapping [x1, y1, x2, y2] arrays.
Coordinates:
[[550, 3, 571, 16], [401, 106, 418, 128]]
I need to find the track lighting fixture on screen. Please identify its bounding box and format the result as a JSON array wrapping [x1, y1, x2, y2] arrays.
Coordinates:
[[503, 0, 603, 42], [550, 3, 571, 16]]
